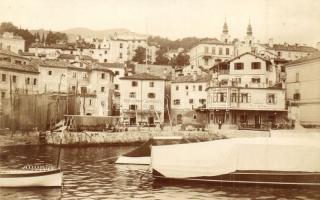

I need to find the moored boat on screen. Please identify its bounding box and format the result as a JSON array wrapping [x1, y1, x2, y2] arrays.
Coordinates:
[[0, 165, 63, 187], [115, 136, 193, 165], [151, 137, 320, 187]]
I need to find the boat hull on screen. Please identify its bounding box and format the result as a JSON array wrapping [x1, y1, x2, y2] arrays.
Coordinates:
[[0, 169, 63, 187], [115, 156, 150, 165], [153, 170, 320, 187]]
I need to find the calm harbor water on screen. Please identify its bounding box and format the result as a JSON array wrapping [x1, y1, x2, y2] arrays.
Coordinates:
[[0, 145, 319, 200]]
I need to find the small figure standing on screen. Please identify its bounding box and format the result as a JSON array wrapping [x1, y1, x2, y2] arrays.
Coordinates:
[[218, 120, 222, 129]]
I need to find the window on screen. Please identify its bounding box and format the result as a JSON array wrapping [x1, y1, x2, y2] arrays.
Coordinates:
[[198, 85, 203, 91], [204, 46, 209, 53], [132, 81, 138, 87], [101, 87, 105, 92], [33, 78, 37, 85], [119, 53, 123, 59], [234, 63, 244, 70], [2, 74, 6, 82], [295, 72, 299, 82], [173, 99, 180, 105], [251, 62, 261, 69], [231, 93, 237, 102], [104, 50, 107, 54], [115, 71, 119, 76], [185, 85, 189, 90], [80, 87, 87, 94], [176, 86, 179, 91], [101, 73, 105, 79], [193, 85, 196, 91], [149, 82, 154, 87], [72, 72, 77, 78], [193, 114, 197, 119], [114, 84, 119, 90], [120, 43, 123, 48], [277, 51, 281, 57], [212, 47, 215, 54], [72, 86, 76, 93], [252, 78, 261, 83], [48, 71, 52, 75], [129, 104, 137, 110], [129, 92, 136, 98], [219, 47, 223, 55], [293, 93, 300, 100], [199, 99, 206, 104], [12, 75, 17, 83], [148, 93, 155, 98], [226, 48, 230, 55], [189, 99, 193, 104], [240, 93, 250, 103], [26, 77, 30, 85], [1, 92, 5, 98], [89, 99, 92, 106], [218, 92, 226, 102], [83, 73, 87, 79], [267, 93, 276, 104], [104, 59, 108, 63]]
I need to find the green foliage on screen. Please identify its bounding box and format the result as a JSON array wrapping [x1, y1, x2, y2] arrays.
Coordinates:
[[148, 36, 201, 52], [132, 47, 146, 64], [154, 47, 170, 65], [170, 52, 190, 67], [45, 31, 68, 44]]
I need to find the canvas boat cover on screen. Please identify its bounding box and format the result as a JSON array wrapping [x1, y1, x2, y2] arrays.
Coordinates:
[[151, 137, 320, 178]]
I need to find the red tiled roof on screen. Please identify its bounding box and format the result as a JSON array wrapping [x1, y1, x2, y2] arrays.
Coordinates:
[[119, 72, 165, 80]]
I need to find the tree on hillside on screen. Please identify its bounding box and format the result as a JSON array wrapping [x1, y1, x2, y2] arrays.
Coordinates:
[[45, 31, 68, 44], [154, 48, 170, 65], [170, 52, 190, 67], [132, 47, 146, 64]]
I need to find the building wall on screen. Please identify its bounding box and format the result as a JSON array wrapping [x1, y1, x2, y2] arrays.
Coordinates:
[[286, 59, 320, 125], [120, 78, 165, 124], [0, 70, 38, 97], [171, 82, 207, 110], [189, 43, 234, 68], [0, 33, 25, 53]]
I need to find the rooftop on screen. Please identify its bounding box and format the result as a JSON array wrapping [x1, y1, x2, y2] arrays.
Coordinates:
[[172, 74, 211, 83], [119, 72, 165, 81], [98, 62, 125, 69], [267, 44, 318, 53], [285, 52, 320, 67], [0, 49, 28, 59], [0, 61, 38, 74]]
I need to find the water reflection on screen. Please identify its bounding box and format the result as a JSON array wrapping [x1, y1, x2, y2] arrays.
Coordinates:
[[0, 145, 319, 200]]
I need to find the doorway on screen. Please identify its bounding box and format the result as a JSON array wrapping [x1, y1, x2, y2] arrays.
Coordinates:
[[255, 115, 261, 128], [130, 117, 136, 125], [148, 117, 154, 126]]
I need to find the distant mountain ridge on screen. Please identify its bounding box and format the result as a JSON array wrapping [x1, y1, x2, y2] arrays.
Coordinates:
[[62, 27, 130, 39]]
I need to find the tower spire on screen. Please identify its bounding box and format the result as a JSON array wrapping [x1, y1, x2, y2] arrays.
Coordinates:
[[223, 18, 228, 34], [247, 19, 252, 36]]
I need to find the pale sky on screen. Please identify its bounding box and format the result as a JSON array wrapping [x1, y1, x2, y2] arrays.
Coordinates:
[[0, 0, 319, 46]]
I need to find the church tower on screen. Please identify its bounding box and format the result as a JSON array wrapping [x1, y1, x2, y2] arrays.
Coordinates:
[[244, 21, 254, 46], [221, 20, 231, 44]]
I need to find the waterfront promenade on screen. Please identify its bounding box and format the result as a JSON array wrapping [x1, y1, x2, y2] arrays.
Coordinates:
[[0, 127, 319, 147]]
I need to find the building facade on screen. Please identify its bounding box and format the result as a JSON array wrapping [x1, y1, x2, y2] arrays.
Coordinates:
[[0, 32, 25, 54], [285, 54, 320, 127], [119, 73, 165, 126], [170, 74, 211, 125]]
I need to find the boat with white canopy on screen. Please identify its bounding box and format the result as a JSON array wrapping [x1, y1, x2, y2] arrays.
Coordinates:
[[151, 137, 320, 187]]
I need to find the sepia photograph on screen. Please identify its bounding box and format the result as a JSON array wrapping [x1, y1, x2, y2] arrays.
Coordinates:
[[0, 0, 319, 199]]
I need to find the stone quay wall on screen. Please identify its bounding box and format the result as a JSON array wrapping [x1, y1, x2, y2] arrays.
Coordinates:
[[45, 130, 227, 146]]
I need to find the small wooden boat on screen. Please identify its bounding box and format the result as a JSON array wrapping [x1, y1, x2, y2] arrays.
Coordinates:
[[0, 165, 63, 187], [151, 137, 320, 187]]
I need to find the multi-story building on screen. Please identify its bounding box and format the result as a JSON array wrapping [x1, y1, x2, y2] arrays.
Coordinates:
[[285, 53, 320, 127], [170, 74, 211, 125], [189, 22, 234, 69], [0, 32, 25, 54], [37, 59, 114, 116], [119, 73, 165, 126], [201, 52, 287, 129]]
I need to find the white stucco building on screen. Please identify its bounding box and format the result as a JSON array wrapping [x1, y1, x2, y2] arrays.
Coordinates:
[[119, 73, 165, 126], [0, 32, 25, 54]]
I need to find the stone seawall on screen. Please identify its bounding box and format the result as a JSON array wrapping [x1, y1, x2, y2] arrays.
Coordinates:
[[45, 130, 227, 146]]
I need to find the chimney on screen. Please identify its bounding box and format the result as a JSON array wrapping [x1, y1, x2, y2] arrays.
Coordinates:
[[192, 72, 197, 81]]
